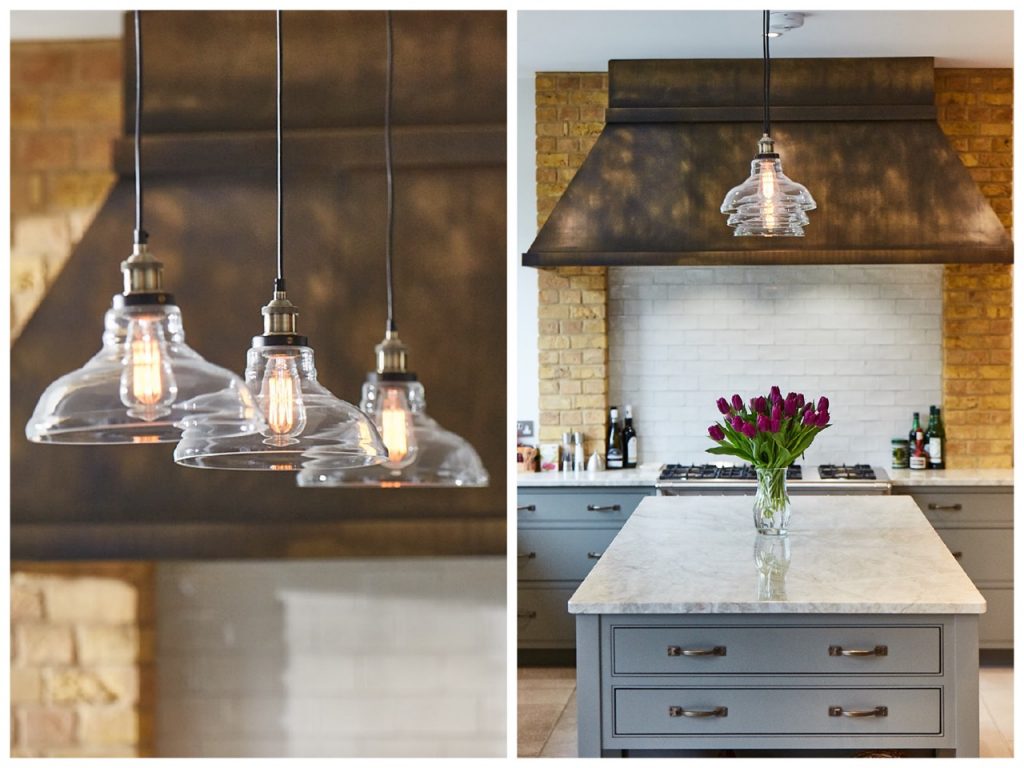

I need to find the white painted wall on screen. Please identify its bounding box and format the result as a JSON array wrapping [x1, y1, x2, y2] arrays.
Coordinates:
[[156, 559, 505, 758], [608, 265, 944, 468], [516, 75, 538, 434]]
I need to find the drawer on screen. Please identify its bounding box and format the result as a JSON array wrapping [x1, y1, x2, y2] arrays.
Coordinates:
[[906, 490, 1012, 526], [934, 528, 1013, 585], [518, 587, 576, 644], [518, 528, 618, 581], [611, 625, 941, 676], [979, 588, 1013, 648], [517, 491, 649, 523], [613, 687, 941, 736]]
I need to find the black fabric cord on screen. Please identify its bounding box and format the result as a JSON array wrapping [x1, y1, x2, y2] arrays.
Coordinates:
[[133, 10, 147, 245], [275, 10, 286, 293], [763, 9, 771, 138], [384, 11, 396, 332]]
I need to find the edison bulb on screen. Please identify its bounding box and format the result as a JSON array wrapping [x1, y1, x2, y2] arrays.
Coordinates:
[[758, 159, 778, 229], [379, 385, 417, 469], [257, 354, 306, 446], [120, 316, 176, 421]]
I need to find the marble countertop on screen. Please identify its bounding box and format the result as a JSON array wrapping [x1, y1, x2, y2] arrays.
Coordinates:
[[887, 468, 1014, 487], [568, 495, 986, 615], [516, 464, 662, 487]]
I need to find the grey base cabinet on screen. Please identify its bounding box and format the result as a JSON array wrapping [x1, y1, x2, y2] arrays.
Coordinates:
[[895, 485, 1013, 650], [577, 613, 979, 757], [517, 487, 653, 649]]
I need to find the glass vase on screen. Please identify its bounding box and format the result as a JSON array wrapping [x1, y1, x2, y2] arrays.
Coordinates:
[[753, 467, 791, 535]]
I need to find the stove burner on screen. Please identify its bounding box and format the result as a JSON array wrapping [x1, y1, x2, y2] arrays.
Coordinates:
[[817, 464, 877, 480], [658, 464, 802, 481]]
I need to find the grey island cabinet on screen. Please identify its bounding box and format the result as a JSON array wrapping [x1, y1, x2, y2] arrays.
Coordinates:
[[569, 496, 986, 758]]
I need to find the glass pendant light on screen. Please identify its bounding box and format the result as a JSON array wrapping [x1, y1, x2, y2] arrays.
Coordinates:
[[25, 11, 262, 445], [173, 11, 388, 472], [297, 12, 488, 489], [721, 10, 816, 236]]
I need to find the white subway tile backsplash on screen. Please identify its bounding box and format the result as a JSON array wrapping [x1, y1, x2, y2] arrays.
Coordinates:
[[156, 558, 504, 758], [609, 265, 943, 468]]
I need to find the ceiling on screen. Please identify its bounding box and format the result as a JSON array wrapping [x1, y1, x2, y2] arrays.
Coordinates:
[[518, 10, 1014, 76]]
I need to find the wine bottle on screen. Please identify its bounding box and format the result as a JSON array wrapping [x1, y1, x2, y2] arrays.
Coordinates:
[[908, 412, 920, 449], [622, 405, 638, 469], [910, 429, 928, 470], [606, 406, 623, 470], [926, 406, 946, 470]]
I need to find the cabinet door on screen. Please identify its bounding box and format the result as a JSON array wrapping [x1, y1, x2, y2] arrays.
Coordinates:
[[518, 586, 576, 646], [518, 528, 618, 582], [909, 490, 1012, 527], [517, 490, 650, 523], [933, 528, 1013, 586]]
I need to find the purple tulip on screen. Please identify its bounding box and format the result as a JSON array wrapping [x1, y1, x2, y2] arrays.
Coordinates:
[[787, 391, 798, 402], [716, 397, 730, 415], [708, 424, 725, 441], [749, 396, 764, 413], [731, 394, 744, 411], [770, 417, 781, 433], [796, 393, 805, 409], [816, 409, 830, 427], [783, 396, 796, 418], [731, 415, 745, 432], [771, 403, 782, 422], [757, 414, 770, 433], [802, 408, 817, 426], [741, 421, 757, 438], [769, 385, 782, 402], [818, 396, 829, 412]]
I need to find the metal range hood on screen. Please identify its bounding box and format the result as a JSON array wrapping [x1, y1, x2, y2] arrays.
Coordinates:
[[523, 57, 1012, 267]]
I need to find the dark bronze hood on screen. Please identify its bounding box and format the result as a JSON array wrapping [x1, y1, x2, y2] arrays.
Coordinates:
[[11, 11, 506, 559], [523, 57, 1012, 267]]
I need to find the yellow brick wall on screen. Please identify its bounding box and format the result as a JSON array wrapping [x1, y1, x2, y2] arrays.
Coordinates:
[[10, 563, 155, 757], [10, 39, 122, 341], [936, 69, 1013, 469], [535, 67, 1013, 468]]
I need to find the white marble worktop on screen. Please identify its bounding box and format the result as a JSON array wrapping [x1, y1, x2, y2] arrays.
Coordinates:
[[568, 495, 986, 615], [887, 468, 1014, 487], [516, 464, 662, 487]]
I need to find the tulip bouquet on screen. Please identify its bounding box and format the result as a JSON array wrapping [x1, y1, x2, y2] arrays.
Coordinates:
[[707, 386, 831, 534]]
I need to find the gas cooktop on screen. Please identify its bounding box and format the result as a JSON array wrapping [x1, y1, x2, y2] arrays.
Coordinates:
[[658, 464, 803, 481], [656, 463, 888, 485]]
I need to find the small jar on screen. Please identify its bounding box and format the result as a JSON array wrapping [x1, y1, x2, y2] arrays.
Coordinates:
[[891, 438, 910, 469]]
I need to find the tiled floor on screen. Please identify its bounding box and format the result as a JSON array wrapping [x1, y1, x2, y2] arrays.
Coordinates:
[[519, 665, 1014, 758]]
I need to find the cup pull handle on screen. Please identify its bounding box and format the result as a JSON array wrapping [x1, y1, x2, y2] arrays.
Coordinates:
[[927, 503, 962, 511], [517, 552, 537, 560], [586, 551, 603, 559], [517, 505, 536, 512], [669, 706, 728, 718], [829, 645, 888, 657], [667, 645, 727, 657], [952, 551, 963, 560], [586, 504, 621, 512], [517, 611, 537, 619], [829, 706, 888, 718]]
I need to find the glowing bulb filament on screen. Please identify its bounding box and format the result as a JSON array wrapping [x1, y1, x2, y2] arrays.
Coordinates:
[[258, 354, 306, 446], [267, 368, 296, 435], [379, 386, 417, 469], [131, 336, 164, 405], [120, 316, 176, 421], [760, 160, 778, 230]]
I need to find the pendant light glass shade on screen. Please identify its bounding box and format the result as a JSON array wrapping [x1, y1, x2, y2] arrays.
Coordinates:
[[174, 344, 388, 471], [720, 137, 817, 237], [26, 300, 262, 444], [297, 377, 488, 488]]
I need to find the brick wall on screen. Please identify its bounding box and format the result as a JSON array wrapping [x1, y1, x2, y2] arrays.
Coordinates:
[[535, 74, 609, 454], [10, 563, 155, 757], [535, 67, 1012, 468], [10, 39, 122, 340], [935, 69, 1013, 469]]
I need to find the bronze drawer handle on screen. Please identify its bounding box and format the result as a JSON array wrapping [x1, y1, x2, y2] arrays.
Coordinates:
[[829, 645, 888, 657], [669, 706, 728, 718], [517, 552, 537, 560], [829, 706, 888, 718], [587, 504, 621, 512], [667, 645, 727, 657], [927, 503, 962, 511], [586, 551, 603, 559], [952, 551, 964, 560], [517, 611, 537, 619], [517, 504, 536, 512]]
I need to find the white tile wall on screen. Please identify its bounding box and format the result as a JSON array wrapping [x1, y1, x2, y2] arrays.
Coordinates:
[[156, 558, 505, 758], [609, 265, 944, 468]]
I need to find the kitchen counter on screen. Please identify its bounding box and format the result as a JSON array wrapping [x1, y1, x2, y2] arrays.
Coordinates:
[[571, 495, 984, 757], [887, 468, 1014, 487], [517, 464, 662, 487], [569, 496, 985, 615]]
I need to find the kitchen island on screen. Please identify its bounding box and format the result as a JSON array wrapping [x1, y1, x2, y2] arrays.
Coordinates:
[[569, 495, 986, 757]]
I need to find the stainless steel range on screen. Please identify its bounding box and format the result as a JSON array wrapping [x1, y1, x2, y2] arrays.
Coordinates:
[[656, 464, 892, 495]]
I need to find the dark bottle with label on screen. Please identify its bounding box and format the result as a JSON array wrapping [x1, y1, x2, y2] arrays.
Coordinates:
[[606, 406, 623, 470], [926, 405, 946, 470], [622, 405, 638, 469], [908, 412, 921, 450], [910, 429, 928, 470]]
